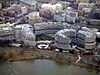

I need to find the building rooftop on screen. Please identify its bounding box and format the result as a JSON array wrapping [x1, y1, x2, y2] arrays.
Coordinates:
[[0, 24, 9, 28], [14, 24, 33, 32], [56, 29, 76, 38], [78, 30, 96, 37], [20, 0, 37, 5]]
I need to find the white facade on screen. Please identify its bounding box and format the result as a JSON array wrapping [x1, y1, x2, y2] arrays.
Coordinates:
[[14, 24, 36, 47], [21, 6, 28, 14], [65, 9, 78, 23], [76, 0, 89, 3], [0, 25, 14, 40], [53, 10, 66, 22], [14, 25, 22, 41], [96, 32, 100, 38], [27, 12, 42, 25], [78, 3, 95, 11], [20, 0, 37, 11], [40, 3, 62, 18], [0, 3, 2, 9], [53, 9, 78, 23], [54, 14, 66, 22], [82, 8, 92, 13], [54, 29, 76, 50], [22, 31, 36, 47], [77, 30, 96, 50], [34, 22, 71, 36]]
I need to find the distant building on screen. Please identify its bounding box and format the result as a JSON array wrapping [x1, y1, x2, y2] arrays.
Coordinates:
[[27, 12, 43, 25], [2, 4, 22, 17], [89, 19, 100, 26], [82, 7, 92, 17], [76, 0, 89, 3], [95, 1, 100, 8], [65, 8, 78, 23], [21, 6, 28, 14], [0, 3, 2, 9], [37, 0, 55, 3], [66, 0, 76, 3], [77, 30, 96, 50], [53, 8, 78, 23], [40, 3, 62, 19], [88, 8, 100, 26], [53, 10, 66, 22], [20, 0, 37, 11], [0, 24, 14, 40], [78, 3, 95, 11], [92, 8, 100, 19]]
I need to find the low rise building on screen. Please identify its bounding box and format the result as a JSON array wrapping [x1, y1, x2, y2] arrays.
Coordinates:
[[78, 3, 95, 11], [81, 27, 100, 41], [53, 10, 66, 22], [13, 25, 22, 41], [34, 22, 80, 36], [21, 6, 28, 14], [54, 29, 76, 50], [40, 3, 62, 19], [2, 4, 22, 17], [21, 29, 36, 47], [82, 7, 92, 17], [37, 0, 55, 3], [95, 32, 100, 39], [95, 1, 100, 8], [89, 19, 100, 26], [88, 8, 100, 26], [53, 8, 78, 23], [34, 22, 72, 36], [77, 30, 96, 50], [27, 12, 43, 25], [65, 8, 78, 23], [14, 24, 36, 47], [20, 0, 37, 11], [76, 0, 89, 3], [0, 3, 2, 9], [0, 24, 14, 40]]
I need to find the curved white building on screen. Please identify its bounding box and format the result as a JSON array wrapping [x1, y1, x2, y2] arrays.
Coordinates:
[[22, 31, 36, 47], [54, 29, 76, 50], [14, 24, 36, 47], [77, 30, 96, 50]]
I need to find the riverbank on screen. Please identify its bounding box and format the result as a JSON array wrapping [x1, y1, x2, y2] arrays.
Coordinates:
[[7, 51, 100, 71], [0, 47, 100, 71], [9, 56, 100, 71]]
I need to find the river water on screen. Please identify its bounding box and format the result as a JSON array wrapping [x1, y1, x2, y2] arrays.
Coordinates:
[[0, 59, 100, 75]]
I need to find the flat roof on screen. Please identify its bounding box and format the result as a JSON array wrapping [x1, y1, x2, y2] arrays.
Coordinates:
[[56, 29, 76, 38], [0, 24, 9, 28], [78, 30, 95, 37], [15, 24, 32, 29], [20, 0, 37, 5]]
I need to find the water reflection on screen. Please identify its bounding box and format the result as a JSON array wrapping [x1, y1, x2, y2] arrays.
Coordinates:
[[0, 59, 100, 75]]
